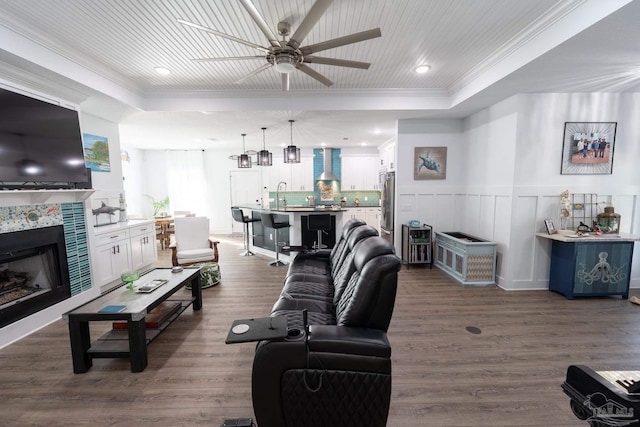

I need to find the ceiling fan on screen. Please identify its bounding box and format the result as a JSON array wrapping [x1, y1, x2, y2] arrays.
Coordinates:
[[178, 0, 381, 91]]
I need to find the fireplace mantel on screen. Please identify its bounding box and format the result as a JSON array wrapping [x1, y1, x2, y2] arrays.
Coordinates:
[[0, 189, 94, 204]]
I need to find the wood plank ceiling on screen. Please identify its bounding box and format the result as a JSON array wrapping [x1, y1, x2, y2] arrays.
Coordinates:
[[0, 0, 565, 93]]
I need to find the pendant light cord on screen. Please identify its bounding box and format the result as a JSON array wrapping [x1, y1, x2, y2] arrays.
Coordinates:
[[289, 119, 294, 145]]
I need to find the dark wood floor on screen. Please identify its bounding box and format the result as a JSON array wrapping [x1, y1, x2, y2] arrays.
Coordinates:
[[1, 236, 638, 426]]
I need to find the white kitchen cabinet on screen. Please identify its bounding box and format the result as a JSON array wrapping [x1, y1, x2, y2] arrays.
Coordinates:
[[91, 220, 157, 289], [340, 157, 358, 190], [290, 157, 314, 191], [265, 160, 286, 191], [344, 207, 365, 221], [379, 143, 395, 172], [265, 156, 313, 191], [93, 229, 132, 287], [362, 157, 380, 190], [365, 208, 380, 231], [341, 156, 379, 190], [130, 223, 157, 271]]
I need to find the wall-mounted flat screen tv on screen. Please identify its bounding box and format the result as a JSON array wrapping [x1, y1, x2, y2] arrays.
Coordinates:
[[0, 86, 89, 189]]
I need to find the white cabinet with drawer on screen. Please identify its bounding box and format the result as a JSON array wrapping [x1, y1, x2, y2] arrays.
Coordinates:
[[130, 223, 157, 271], [93, 228, 132, 288], [364, 208, 380, 232], [91, 220, 157, 289]]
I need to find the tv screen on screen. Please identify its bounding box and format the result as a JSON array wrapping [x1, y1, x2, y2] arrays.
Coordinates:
[[0, 86, 89, 188]]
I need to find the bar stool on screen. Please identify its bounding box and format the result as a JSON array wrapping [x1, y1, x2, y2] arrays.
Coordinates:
[[260, 212, 290, 266], [231, 207, 260, 256], [307, 214, 332, 250]]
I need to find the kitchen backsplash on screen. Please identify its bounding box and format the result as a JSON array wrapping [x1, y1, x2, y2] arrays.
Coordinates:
[[269, 190, 380, 208]]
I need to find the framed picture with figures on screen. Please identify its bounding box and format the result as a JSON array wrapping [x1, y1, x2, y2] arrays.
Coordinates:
[[561, 122, 616, 175]]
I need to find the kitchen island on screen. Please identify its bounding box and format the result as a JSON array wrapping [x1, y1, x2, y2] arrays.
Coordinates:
[[236, 205, 346, 261]]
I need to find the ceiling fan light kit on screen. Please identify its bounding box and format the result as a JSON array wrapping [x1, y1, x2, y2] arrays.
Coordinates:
[[179, 0, 381, 91], [274, 54, 297, 74], [258, 127, 272, 166]]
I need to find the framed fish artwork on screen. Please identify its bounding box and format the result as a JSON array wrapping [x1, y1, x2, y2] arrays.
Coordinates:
[[414, 147, 447, 180]]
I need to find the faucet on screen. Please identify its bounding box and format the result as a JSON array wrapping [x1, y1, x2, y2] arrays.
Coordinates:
[[276, 181, 287, 210]]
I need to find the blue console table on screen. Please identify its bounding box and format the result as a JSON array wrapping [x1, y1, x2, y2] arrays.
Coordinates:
[[537, 233, 640, 299]]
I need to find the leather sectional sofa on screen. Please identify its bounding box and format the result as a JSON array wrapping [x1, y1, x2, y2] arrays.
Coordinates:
[[251, 218, 402, 427]]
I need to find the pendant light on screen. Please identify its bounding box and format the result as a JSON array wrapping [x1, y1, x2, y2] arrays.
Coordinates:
[[257, 127, 272, 166], [238, 133, 251, 168], [283, 119, 301, 163]]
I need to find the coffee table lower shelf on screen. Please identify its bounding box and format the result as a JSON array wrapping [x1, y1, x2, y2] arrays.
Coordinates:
[[88, 298, 194, 356]]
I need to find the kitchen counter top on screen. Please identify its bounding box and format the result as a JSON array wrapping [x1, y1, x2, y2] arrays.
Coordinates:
[[237, 205, 346, 213]]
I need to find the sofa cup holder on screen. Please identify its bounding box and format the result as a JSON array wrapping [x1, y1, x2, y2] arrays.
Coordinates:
[[286, 328, 305, 341]]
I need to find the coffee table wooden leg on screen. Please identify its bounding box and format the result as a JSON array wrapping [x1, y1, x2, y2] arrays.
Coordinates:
[[69, 318, 92, 373], [128, 319, 148, 373], [191, 274, 202, 310]]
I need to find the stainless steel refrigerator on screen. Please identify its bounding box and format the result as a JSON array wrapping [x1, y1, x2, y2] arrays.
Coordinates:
[[380, 171, 395, 246]]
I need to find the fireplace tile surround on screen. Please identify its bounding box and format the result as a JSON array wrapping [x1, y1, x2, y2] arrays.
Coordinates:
[[0, 202, 91, 326]]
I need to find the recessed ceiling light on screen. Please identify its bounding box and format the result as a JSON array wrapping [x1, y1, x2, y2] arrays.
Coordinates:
[[321, 142, 327, 147], [361, 142, 367, 146], [373, 128, 381, 135], [154, 66, 171, 75], [415, 65, 431, 74]]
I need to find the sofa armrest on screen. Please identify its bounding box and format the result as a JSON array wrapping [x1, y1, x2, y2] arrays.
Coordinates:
[[308, 325, 390, 358], [294, 249, 331, 260]]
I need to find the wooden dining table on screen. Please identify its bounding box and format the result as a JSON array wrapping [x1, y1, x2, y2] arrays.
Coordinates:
[[155, 217, 174, 249]]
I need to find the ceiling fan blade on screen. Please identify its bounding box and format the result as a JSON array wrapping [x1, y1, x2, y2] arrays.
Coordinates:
[[178, 18, 270, 53], [300, 28, 381, 55], [235, 63, 273, 84], [238, 0, 281, 48], [287, 0, 333, 50], [296, 63, 334, 87], [303, 56, 371, 69], [192, 56, 264, 63], [281, 73, 290, 92]]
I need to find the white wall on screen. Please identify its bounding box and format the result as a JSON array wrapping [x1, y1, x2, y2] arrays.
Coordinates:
[[396, 119, 465, 250], [120, 146, 144, 217], [398, 93, 640, 291], [510, 93, 640, 290], [82, 112, 124, 201]]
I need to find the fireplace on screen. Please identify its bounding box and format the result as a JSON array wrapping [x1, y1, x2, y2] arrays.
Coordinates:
[[0, 226, 71, 328]]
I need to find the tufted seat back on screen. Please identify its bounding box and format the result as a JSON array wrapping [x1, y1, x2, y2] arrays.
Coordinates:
[[334, 236, 400, 331]]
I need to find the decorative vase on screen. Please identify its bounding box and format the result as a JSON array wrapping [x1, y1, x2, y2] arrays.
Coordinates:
[[597, 206, 621, 234], [121, 271, 140, 289]]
